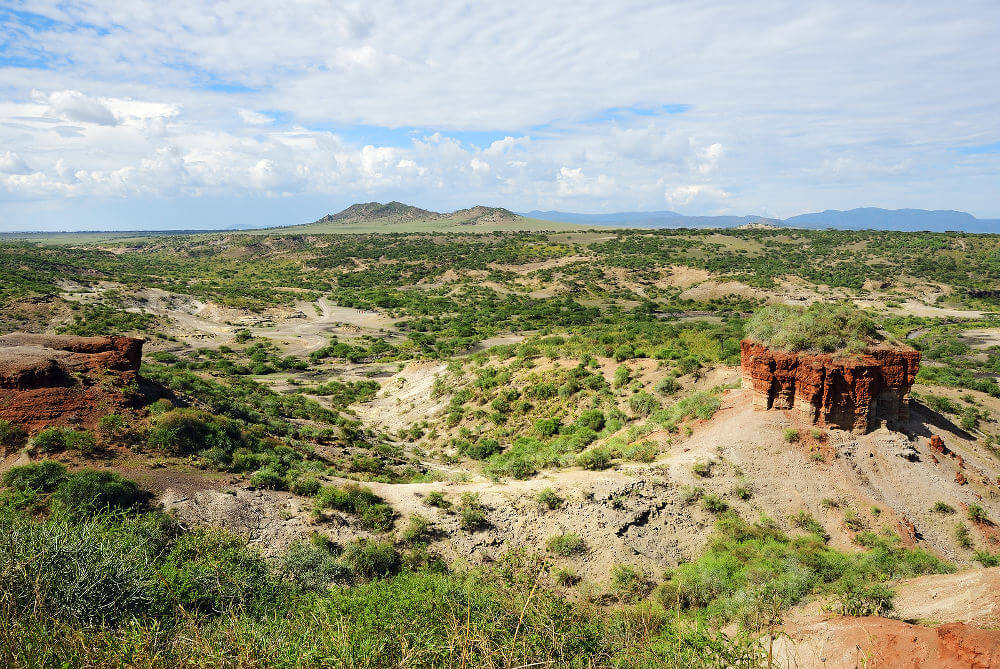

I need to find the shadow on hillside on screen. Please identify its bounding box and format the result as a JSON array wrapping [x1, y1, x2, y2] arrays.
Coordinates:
[[905, 400, 975, 441]]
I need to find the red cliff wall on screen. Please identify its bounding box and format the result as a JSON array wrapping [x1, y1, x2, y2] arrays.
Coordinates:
[[0, 333, 144, 433], [740, 340, 920, 434]]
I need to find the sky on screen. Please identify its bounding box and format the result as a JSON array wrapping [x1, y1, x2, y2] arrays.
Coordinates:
[[0, 0, 998, 231]]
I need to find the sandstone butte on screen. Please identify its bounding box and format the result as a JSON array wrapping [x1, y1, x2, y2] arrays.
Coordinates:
[[0, 333, 144, 434], [740, 339, 920, 434]]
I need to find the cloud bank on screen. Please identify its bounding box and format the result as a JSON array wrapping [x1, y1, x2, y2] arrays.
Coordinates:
[[0, 0, 998, 229]]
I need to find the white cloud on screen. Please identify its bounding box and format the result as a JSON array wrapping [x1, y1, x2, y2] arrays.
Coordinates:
[[0, 0, 998, 228], [238, 109, 274, 125], [0, 152, 31, 175], [33, 89, 119, 126]]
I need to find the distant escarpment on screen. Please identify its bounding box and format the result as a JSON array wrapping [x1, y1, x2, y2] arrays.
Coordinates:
[[740, 340, 920, 434], [0, 333, 145, 433]]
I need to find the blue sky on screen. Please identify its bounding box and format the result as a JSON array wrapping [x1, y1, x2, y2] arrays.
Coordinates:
[[0, 0, 998, 231]]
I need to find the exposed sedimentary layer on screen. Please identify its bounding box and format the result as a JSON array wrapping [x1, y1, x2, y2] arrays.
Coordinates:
[[0, 333, 144, 433], [740, 339, 920, 434]]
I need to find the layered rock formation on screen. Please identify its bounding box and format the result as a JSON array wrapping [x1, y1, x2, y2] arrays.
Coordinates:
[[741, 339, 920, 434], [0, 333, 144, 433]]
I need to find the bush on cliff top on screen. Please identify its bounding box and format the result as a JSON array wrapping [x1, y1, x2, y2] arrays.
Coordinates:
[[744, 303, 881, 354]]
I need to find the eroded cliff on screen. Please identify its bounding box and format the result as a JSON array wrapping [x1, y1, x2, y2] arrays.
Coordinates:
[[740, 339, 920, 433], [0, 333, 145, 433]]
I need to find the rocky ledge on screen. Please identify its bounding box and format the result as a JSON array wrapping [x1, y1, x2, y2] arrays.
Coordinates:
[[740, 339, 920, 434], [0, 333, 144, 433]]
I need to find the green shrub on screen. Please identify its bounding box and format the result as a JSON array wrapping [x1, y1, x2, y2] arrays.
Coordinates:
[[460, 437, 500, 460], [577, 447, 612, 470], [0, 508, 164, 626], [535, 418, 560, 437], [424, 491, 450, 508], [791, 510, 828, 540], [932, 501, 955, 513], [2, 460, 68, 493], [837, 580, 895, 617], [339, 539, 400, 579], [691, 460, 712, 477], [973, 550, 1000, 567], [783, 428, 799, 443], [147, 409, 214, 454], [701, 494, 729, 514], [537, 488, 563, 510], [458, 494, 488, 532], [655, 376, 680, 396], [732, 484, 753, 501], [250, 465, 287, 490], [553, 567, 580, 586], [360, 504, 395, 532], [97, 413, 132, 442], [400, 514, 432, 543], [546, 532, 585, 556], [32, 427, 70, 453], [577, 410, 606, 432], [51, 469, 148, 518], [281, 539, 346, 591], [610, 564, 653, 602], [289, 475, 321, 497], [968, 503, 990, 523], [955, 522, 974, 549], [628, 392, 660, 417], [613, 366, 630, 388], [161, 528, 276, 614]]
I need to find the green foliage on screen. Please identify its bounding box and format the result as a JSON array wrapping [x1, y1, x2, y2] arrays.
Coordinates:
[[281, 538, 345, 592], [458, 493, 488, 532], [744, 303, 879, 353], [701, 494, 729, 514], [652, 391, 721, 432], [661, 514, 952, 631], [576, 409, 606, 432], [545, 532, 585, 556], [424, 490, 450, 508], [577, 447, 613, 471], [339, 539, 401, 579], [537, 487, 563, 510], [628, 391, 660, 417], [315, 483, 395, 532], [655, 376, 680, 395], [2, 460, 68, 493], [837, 579, 895, 617], [932, 501, 956, 514], [51, 469, 148, 519], [968, 503, 990, 523], [32, 427, 95, 454], [691, 460, 712, 477], [161, 528, 277, 614], [954, 522, 973, 549], [782, 428, 799, 443], [611, 564, 654, 603]]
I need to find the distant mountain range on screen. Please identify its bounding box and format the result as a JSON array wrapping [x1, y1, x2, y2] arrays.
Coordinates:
[[525, 207, 999, 233], [523, 210, 783, 229], [290, 202, 999, 234]]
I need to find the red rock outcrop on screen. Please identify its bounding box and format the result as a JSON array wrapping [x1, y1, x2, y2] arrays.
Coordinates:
[[0, 333, 144, 433], [778, 618, 1000, 668], [741, 339, 920, 434]]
